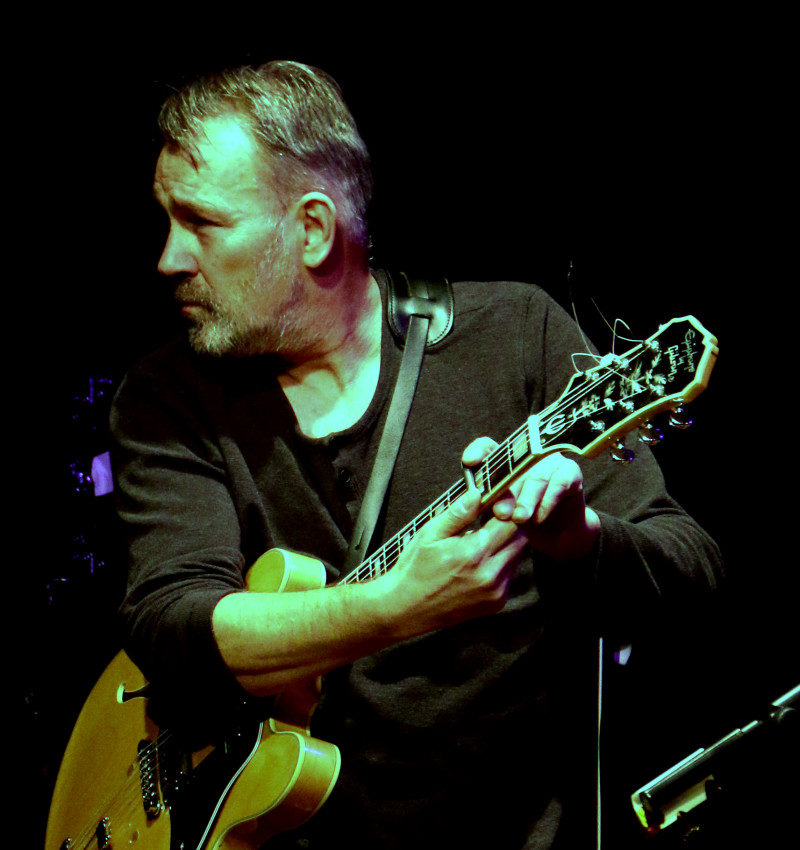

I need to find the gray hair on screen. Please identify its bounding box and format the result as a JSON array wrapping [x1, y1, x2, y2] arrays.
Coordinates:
[[158, 60, 373, 248]]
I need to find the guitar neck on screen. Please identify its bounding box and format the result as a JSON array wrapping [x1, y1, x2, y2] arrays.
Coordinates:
[[340, 418, 541, 586], [340, 315, 718, 587]]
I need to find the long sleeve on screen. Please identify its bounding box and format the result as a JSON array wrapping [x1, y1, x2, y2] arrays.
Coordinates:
[[110, 278, 724, 848], [522, 285, 723, 638], [111, 350, 245, 713]]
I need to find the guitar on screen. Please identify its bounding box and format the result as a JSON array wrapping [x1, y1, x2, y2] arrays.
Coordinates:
[[46, 316, 718, 850]]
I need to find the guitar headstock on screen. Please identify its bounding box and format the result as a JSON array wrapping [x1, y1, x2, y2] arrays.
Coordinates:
[[539, 316, 718, 459]]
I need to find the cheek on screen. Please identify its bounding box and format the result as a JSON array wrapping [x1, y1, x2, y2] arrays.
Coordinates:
[[198, 236, 262, 291], [201, 217, 294, 305]]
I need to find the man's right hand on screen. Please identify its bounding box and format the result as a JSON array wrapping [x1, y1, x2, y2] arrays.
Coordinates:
[[376, 487, 528, 638]]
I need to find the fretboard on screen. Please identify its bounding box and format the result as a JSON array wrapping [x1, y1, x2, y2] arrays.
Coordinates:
[[339, 369, 606, 587], [339, 415, 544, 586]]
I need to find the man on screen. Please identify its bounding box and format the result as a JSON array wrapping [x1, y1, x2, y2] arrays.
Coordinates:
[[112, 60, 722, 848]]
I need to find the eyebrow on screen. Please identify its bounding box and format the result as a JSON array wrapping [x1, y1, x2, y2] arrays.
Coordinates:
[[152, 188, 231, 222]]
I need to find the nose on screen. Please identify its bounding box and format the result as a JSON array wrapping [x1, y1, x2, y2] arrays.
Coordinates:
[[158, 224, 198, 278]]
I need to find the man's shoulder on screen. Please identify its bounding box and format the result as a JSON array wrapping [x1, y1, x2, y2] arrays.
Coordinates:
[[449, 279, 552, 314], [446, 280, 573, 340], [116, 336, 206, 399], [125, 335, 190, 376]]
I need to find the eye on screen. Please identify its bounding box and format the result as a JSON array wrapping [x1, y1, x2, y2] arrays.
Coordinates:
[[186, 212, 218, 229], [173, 201, 225, 231]]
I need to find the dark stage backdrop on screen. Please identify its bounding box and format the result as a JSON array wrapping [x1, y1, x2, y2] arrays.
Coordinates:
[[20, 28, 795, 849]]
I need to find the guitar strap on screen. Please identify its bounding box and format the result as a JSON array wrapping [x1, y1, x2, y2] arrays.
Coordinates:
[[340, 271, 453, 579]]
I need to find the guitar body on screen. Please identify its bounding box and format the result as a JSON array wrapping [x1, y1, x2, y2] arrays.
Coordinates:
[[46, 550, 340, 850], [45, 650, 171, 850], [203, 719, 339, 849], [206, 549, 342, 849]]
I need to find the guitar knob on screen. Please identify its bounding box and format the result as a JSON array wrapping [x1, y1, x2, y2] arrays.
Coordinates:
[[610, 439, 635, 463], [638, 422, 664, 445], [668, 405, 693, 430]]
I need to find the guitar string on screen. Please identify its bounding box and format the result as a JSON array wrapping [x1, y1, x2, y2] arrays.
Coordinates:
[[345, 363, 643, 584], [65, 732, 165, 850], [64, 726, 176, 850], [67, 757, 146, 850], [66, 768, 145, 850], [348, 358, 647, 582], [103, 727, 177, 848], [345, 341, 663, 584], [354, 328, 683, 585]]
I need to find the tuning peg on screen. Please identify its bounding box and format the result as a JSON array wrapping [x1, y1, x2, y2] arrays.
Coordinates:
[[668, 405, 693, 430], [610, 439, 635, 464], [638, 422, 664, 445]]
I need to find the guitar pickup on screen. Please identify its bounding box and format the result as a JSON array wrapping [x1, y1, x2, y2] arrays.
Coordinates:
[[137, 739, 164, 820], [94, 817, 111, 850]]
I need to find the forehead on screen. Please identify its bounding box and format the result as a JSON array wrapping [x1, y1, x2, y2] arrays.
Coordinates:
[[154, 114, 271, 209]]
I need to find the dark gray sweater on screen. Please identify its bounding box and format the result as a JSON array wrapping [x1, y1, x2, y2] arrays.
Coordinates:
[[112, 275, 722, 848]]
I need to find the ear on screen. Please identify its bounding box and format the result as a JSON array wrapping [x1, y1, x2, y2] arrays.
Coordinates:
[[297, 192, 337, 269]]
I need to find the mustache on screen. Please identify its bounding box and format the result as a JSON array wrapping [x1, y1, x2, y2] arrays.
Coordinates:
[[174, 278, 217, 311]]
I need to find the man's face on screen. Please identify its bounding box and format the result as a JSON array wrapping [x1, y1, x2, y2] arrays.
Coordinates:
[[153, 115, 308, 357]]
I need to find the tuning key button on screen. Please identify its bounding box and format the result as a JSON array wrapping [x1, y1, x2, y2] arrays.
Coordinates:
[[639, 422, 664, 445], [668, 405, 693, 429], [610, 440, 635, 464]]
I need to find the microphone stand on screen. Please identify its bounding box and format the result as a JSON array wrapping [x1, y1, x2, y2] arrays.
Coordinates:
[[630, 684, 799, 846]]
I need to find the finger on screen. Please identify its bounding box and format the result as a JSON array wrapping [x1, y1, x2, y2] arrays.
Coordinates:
[[491, 453, 579, 524], [418, 488, 482, 543], [508, 470, 546, 523], [470, 513, 527, 560], [491, 491, 518, 521], [491, 523, 529, 562], [533, 458, 584, 523], [502, 531, 529, 574], [492, 454, 556, 523], [475, 525, 529, 596], [461, 436, 499, 466]]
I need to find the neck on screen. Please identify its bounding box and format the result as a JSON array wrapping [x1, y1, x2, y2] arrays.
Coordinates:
[[278, 270, 383, 438], [283, 267, 380, 380]]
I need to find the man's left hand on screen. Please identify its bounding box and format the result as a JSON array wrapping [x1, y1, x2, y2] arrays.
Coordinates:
[[462, 438, 601, 563]]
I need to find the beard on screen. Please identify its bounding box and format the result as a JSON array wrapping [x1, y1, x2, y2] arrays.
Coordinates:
[[180, 273, 305, 358], [176, 220, 316, 359]]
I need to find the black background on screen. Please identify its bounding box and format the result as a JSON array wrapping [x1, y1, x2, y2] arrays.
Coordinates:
[[16, 15, 796, 848]]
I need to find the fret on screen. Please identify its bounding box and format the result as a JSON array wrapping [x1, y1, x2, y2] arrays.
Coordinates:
[[491, 452, 509, 491], [511, 429, 528, 464]]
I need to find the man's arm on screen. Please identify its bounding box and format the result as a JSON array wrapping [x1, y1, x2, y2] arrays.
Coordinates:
[[114, 287, 722, 712], [112, 359, 535, 701], [212, 480, 529, 695], [213, 436, 602, 696]]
